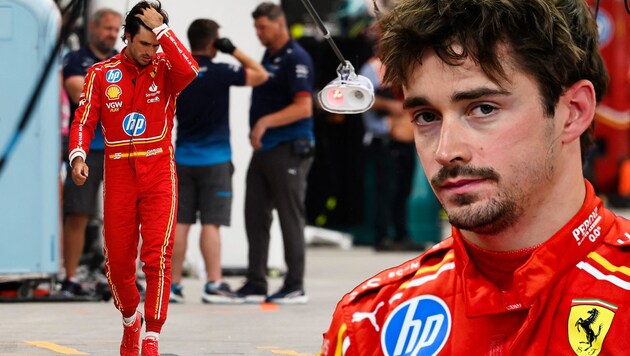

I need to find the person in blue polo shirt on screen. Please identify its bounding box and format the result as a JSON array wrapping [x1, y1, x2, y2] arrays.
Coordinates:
[[235, 2, 315, 304], [61, 8, 122, 296], [170, 18, 268, 304]]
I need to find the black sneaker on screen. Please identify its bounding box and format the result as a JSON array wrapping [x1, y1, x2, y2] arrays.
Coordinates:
[[235, 282, 267, 303], [265, 287, 309, 305], [201, 281, 243, 304], [60, 279, 89, 297], [169, 283, 184, 303]]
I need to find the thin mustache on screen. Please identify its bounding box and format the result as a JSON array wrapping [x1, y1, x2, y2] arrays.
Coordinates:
[[431, 165, 500, 187]]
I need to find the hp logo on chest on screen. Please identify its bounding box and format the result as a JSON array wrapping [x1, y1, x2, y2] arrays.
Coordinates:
[[122, 112, 147, 137]]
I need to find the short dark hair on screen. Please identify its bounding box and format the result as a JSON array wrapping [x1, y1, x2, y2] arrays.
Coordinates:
[[378, 0, 609, 161], [122, 0, 169, 42], [252, 2, 284, 20], [187, 19, 220, 52]]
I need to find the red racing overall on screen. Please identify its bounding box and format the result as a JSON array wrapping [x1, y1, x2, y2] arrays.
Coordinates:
[[322, 181, 630, 355], [69, 25, 198, 333]]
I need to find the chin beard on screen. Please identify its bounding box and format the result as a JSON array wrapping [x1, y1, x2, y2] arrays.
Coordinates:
[[447, 195, 522, 234], [95, 42, 115, 55]]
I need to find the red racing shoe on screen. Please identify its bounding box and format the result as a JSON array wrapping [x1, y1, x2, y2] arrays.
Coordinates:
[[141, 337, 159, 356], [120, 311, 143, 356]]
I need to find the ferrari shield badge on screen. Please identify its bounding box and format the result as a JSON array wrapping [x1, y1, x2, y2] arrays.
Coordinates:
[[568, 299, 616, 355]]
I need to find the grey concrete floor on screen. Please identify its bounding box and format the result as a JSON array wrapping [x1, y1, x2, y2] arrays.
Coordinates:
[[0, 246, 421, 355]]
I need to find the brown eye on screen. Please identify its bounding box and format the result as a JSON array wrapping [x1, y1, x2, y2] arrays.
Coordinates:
[[412, 111, 438, 125]]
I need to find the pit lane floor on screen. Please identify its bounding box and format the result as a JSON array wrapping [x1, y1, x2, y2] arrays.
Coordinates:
[[0, 246, 421, 355]]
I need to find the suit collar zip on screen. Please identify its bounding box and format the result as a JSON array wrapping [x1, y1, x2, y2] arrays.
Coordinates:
[[455, 180, 612, 317]]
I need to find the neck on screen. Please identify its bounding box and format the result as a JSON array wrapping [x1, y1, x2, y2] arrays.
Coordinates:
[[88, 42, 112, 61], [268, 32, 290, 53], [463, 238, 539, 290]]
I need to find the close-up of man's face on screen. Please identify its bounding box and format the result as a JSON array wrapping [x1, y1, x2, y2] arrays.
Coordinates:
[[254, 15, 282, 47], [124, 25, 159, 66], [90, 12, 122, 54], [403, 50, 562, 235]]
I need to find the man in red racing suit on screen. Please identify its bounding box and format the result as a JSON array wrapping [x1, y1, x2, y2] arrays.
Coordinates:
[[322, 0, 630, 355], [68, 2, 198, 353], [322, 181, 630, 355]]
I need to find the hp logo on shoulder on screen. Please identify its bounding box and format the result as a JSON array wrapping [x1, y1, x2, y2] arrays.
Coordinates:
[[106, 69, 123, 83], [381, 295, 451, 356], [122, 112, 147, 137]]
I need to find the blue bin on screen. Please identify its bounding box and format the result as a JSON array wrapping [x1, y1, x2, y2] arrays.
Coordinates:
[[0, 0, 61, 277]]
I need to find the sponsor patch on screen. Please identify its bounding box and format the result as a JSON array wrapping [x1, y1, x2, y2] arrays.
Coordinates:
[[145, 148, 163, 157], [105, 69, 122, 83], [106, 101, 123, 112], [381, 295, 451, 355], [146, 82, 160, 98], [295, 64, 310, 78], [122, 112, 146, 137], [572, 206, 602, 246], [568, 299, 616, 356], [105, 85, 122, 100]]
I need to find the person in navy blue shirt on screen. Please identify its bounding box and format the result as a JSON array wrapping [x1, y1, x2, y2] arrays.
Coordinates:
[[236, 2, 315, 304], [171, 18, 268, 304], [61, 8, 122, 297]]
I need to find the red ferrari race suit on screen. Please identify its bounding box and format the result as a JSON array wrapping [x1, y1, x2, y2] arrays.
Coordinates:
[[322, 181, 630, 355], [68, 24, 198, 333]]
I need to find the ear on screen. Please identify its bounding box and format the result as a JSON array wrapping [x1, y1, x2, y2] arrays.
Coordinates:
[[557, 80, 597, 145], [207, 40, 217, 57], [278, 16, 287, 28]]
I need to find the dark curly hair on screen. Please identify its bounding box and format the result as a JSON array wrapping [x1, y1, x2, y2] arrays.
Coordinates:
[[378, 0, 609, 161], [122, 0, 169, 42]]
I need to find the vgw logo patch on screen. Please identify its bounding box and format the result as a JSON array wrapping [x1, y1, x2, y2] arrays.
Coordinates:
[[568, 299, 616, 356], [122, 112, 147, 137], [381, 295, 451, 356]]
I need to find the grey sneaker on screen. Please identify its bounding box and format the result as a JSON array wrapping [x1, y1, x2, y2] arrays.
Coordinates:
[[201, 281, 243, 304], [169, 283, 184, 303], [265, 287, 309, 305]]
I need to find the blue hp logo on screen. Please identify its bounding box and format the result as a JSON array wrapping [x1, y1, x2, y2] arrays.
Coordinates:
[[122, 113, 147, 137], [381, 295, 451, 356], [106, 69, 123, 83]]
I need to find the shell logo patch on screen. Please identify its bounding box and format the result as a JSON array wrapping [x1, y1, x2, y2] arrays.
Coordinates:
[[568, 299, 616, 356], [106, 85, 122, 100]]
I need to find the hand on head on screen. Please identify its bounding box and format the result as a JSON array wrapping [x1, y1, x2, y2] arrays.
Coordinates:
[[135, 6, 163, 30]]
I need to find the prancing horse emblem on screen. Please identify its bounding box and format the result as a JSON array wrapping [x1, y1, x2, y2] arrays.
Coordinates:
[[574, 308, 601, 351], [568, 299, 616, 356]]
